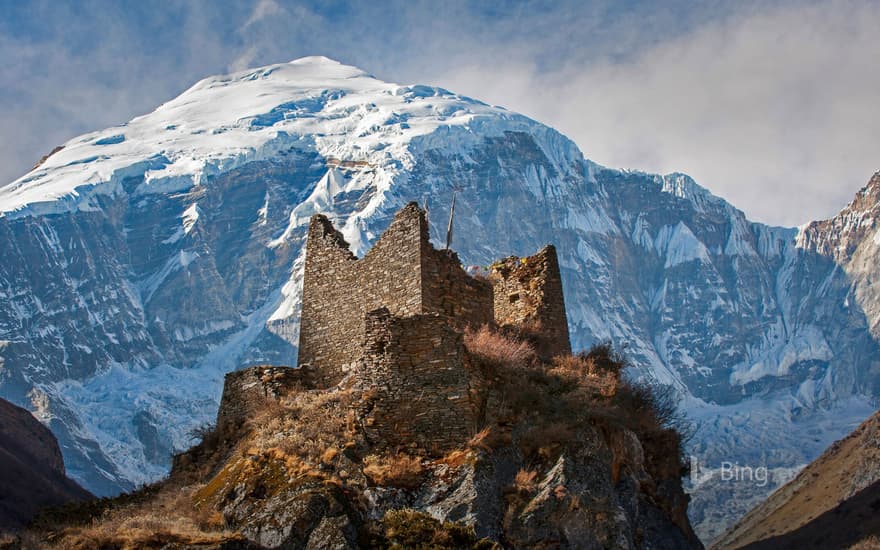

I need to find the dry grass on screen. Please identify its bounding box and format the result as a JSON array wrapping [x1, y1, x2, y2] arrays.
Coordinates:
[[363, 453, 425, 489], [245, 388, 360, 470], [464, 325, 537, 371], [549, 353, 619, 397], [34, 485, 241, 549], [464, 326, 688, 488], [513, 469, 539, 493], [371, 509, 499, 549], [437, 449, 473, 468], [467, 426, 512, 452]]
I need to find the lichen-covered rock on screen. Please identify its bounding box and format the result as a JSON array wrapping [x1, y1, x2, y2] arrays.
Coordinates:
[[305, 515, 358, 550], [195, 455, 361, 549]]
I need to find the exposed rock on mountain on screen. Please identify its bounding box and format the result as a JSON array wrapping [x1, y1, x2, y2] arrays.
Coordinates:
[[713, 409, 880, 549], [0, 397, 91, 532], [0, 57, 877, 538]]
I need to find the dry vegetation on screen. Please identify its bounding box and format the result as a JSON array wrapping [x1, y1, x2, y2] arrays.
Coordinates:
[[513, 468, 539, 493], [23, 325, 691, 548], [20, 484, 243, 549], [362, 509, 499, 549], [464, 325, 689, 480], [363, 454, 425, 489]]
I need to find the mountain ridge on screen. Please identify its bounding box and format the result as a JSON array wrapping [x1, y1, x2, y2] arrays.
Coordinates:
[[713, 409, 880, 549], [0, 397, 92, 532]]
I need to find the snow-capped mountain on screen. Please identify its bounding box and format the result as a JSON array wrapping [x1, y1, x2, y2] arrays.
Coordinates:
[[0, 57, 876, 539]]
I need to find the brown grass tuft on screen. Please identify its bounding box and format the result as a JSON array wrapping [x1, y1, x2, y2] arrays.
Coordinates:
[[363, 453, 425, 489], [34, 485, 243, 549], [513, 468, 539, 493]]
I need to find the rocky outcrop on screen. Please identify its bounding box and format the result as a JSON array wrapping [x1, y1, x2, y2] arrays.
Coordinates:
[[192, 419, 700, 550], [0, 397, 91, 531]]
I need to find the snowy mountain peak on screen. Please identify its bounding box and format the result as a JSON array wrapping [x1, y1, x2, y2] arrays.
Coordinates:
[[797, 172, 880, 259], [1, 56, 571, 220], [287, 55, 353, 67]]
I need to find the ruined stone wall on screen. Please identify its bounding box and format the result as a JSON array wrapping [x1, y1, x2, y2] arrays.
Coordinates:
[[298, 203, 495, 387], [490, 245, 571, 360], [421, 246, 494, 329], [216, 365, 310, 431], [298, 216, 364, 386], [357, 308, 474, 452], [360, 204, 425, 317], [298, 206, 425, 386]]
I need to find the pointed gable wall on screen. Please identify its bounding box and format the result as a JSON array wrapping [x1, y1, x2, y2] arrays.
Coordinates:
[[298, 204, 426, 386]]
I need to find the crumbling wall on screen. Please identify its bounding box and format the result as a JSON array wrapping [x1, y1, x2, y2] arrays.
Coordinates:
[[357, 308, 474, 452], [298, 203, 493, 387], [216, 365, 310, 431], [421, 246, 494, 329], [297, 216, 364, 387], [298, 205, 425, 386], [490, 245, 571, 360]]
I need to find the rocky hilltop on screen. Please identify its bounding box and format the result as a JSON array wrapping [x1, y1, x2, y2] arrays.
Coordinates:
[[0, 56, 877, 538], [22, 204, 701, 549]]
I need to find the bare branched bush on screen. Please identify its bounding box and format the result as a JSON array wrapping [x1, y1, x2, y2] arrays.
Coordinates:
[[465, 325, 537, 373]]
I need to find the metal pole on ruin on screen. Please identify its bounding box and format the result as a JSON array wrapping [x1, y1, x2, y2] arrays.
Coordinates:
[[445, 190, 457, 250], [422, 196, 430, 229]]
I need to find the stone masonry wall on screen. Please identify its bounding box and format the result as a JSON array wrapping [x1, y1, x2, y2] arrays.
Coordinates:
[[421, 246, 494, 329], [357, 308, 474, 452], [298, 206, 424, 386], [297, 216, 364, 387], [298, 203, 494, 387], [216, 365, 311, 431], [490, 245, 571, 360]]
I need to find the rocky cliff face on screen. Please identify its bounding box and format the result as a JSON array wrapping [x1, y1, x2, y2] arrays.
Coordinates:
[[0, 57, 877, 539], [0, 397, 91, 531]]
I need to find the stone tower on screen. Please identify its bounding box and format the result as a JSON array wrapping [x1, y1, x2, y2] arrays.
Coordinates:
[[297, 202, 495, 386], [489, 245, 571, 361]]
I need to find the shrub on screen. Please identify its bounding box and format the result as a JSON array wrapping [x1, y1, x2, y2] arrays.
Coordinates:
[[368, 509, 498, 550], [363, 454, 425, 489], [464, 325, 536, 374], [513, 469, 539, 493], [609, 380, 692, 480], [520, 422, 575, 460], [582, 341, 629, 374], [246, 388, 361, 472], [549, 352, 620, 397], [188, 422, 221, 452]]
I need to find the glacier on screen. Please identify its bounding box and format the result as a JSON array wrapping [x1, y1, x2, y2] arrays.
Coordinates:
[[0, 56, 878, 541]]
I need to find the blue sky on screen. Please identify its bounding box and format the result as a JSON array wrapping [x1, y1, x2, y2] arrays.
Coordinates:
[[1, 0, 877, 225]]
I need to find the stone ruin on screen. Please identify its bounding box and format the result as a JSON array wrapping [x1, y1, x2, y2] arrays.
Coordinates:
[[214, 202, 571, 451]]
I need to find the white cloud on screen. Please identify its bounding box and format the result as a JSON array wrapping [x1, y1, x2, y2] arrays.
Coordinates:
[[243, 0, 284, 29], [430, 1, 880, 226], [1, 1, 876, 227]]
